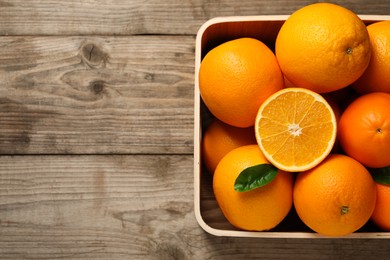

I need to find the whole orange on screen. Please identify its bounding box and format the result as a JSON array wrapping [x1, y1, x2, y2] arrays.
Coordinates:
[[353, 21, 390, 94], [199, 38, 284, 128], [338, 92, 390, 168], [371, 182, 390, 231], [275, 3, 371, 93], [294, 154, 377, 236], [202, 118, 256, 174], [213, 145, 293, 231]]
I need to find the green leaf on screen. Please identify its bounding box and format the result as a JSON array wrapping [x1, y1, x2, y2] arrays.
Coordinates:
[[234, 163, 278, 192], [370, 166, 390, 185]]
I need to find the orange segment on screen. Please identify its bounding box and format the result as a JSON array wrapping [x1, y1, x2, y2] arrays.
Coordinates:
[[255, 88, 337, 172]]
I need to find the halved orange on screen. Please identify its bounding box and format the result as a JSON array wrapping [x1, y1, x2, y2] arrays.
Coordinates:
[[255, 88, 337, 172]]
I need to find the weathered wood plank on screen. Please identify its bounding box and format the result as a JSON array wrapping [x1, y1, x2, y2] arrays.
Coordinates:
[[1, 155, 390, 259], [0, 36, 194, 154], [0, 0, 389, 36], [0, 155, 194, 259]]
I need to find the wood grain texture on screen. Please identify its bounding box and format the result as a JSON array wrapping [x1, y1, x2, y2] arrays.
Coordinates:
[[0, 36, 194, 154], [1, 155, 390, 259], [0, 155, 195, 259], [0, 0, 389, 36], [1, 1, 390, 259]]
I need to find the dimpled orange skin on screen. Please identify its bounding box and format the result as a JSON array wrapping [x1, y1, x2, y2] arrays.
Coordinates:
[[275, 3, 371, 93], [199, 38, 284, 128], [202, 119, 256, 174], [293, 154, 377, 237], [338, 92, 390, 168], [371, 183, 390, 231], [213, 145, 294, 231], [353, 21, 390, 94]]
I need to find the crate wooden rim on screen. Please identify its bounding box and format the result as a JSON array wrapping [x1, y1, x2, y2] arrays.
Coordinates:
[[194, 15, 390, 238]]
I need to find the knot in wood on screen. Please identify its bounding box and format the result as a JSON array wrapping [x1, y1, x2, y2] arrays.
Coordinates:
[[90, 80, 105, 94], [24, 135, 31, 144], [81, 43, 107, 67]]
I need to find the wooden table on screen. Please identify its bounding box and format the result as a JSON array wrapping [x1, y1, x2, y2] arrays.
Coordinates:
[[1, 1, 390, 259]]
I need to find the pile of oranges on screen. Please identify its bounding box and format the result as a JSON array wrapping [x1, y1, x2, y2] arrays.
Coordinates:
[[199, 3, 390, 236]]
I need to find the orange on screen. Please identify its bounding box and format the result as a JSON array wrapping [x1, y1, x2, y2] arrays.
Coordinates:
[[255, 88, 337, 172], [202, 118, 256, 174], [371, 182, 390, 231], [285, 77, 343, 121], [275, 3, 371, 93], [213, 145, 293, 231], [338, 92, 390, 168], [294, 154, 377, 236], [353, 21, 390, 94], [199, 38, 284, 128]]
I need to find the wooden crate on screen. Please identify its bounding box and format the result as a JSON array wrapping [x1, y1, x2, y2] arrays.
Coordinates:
[[194, 15, 390, 238]]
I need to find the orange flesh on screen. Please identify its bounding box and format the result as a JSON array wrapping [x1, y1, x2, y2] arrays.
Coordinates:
[[256, 89, 336, 171]]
